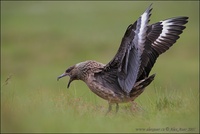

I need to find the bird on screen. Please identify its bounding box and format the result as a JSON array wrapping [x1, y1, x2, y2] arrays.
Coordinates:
[[57, 4, 188, 114]]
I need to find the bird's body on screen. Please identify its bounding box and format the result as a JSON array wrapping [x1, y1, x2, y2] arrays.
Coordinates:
[[58, 4, 188, 113], [79, 60, 155, 104]]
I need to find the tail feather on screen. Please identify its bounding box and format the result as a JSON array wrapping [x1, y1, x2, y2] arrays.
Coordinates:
[[130, 74, 155, 100]]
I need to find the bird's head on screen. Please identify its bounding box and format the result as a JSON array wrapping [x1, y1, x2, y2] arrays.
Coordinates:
[[57, 62, 89, 88]]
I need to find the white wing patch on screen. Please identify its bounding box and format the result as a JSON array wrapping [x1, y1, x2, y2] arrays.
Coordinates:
[[134, 7, 151, 55], [152, 19, 174, 46], [139, 12, 148, 43]]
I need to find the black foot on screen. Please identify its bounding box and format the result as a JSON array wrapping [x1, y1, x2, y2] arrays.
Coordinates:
[[105, 103, 112, 116], [116, 103, 119, 113]]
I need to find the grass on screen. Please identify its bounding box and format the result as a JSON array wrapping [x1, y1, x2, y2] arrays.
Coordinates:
[[1, 1, 199, 133]]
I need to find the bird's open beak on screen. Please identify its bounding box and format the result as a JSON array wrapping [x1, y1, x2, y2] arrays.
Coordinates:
[[57, 73, 68, 81], [57, 73, 72, 88], [67, 78, 73, 88]]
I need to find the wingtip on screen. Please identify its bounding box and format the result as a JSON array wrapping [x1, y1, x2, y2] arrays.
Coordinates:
[[146, 3, 153, 11], [142, 3, 153, 19], [149, 3, 153, 8]]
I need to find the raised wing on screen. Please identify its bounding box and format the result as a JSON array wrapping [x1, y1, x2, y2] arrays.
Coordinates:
[[94, 5, 188, 94], [101, 4, 153, 93], [137, 16, 189, 81]]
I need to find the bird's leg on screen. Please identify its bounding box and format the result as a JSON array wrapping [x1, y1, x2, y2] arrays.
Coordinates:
[[105, 103, 112, 115], [116, 103, 119, 113]]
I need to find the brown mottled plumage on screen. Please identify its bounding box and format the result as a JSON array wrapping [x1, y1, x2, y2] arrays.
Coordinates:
[[57, 4, 188, 113]]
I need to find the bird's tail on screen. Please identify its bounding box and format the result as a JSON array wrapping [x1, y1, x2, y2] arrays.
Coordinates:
[[130, 74, 155, 100]]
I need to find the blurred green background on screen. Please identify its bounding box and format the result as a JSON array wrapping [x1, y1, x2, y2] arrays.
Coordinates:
[[1, 1, 199, 133]]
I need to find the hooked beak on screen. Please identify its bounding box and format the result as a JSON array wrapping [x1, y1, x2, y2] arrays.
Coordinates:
[[57, 72, 72, 88], [57, 73, 68, 81]]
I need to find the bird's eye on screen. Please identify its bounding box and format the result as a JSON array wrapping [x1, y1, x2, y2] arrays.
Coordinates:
[[65, 69, 70, 73], [66, 66, 74, 73]]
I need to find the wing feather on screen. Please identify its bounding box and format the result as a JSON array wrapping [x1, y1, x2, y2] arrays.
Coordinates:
[[94, 5, 188, 95], [102, 4, 153, 93], [137, 16, 188, 80]]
